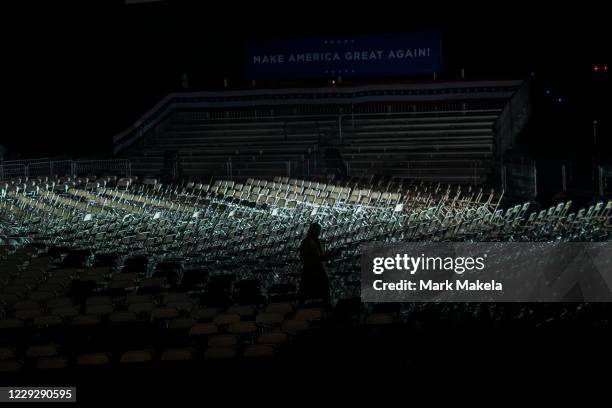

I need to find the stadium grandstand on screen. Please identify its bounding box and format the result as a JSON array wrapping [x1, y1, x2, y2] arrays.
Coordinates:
[[0, 0, 610, 401], [115, 80, 529, 185]]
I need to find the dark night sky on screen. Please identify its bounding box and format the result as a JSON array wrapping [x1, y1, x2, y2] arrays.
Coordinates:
[[0, 0, 609, 158]]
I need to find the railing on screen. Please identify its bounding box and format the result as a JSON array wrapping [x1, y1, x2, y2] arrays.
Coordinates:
[[502, 161, 537, 198], [0, 159, 131, 182], [559, 162, 609, 198], [502, 159, 610, 200], [27, 161, 73, 178], [0, 163, 27, 181]]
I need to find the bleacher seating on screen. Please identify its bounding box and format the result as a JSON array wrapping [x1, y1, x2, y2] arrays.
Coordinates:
[[343, 110, 500, 183], [130, 109, 500, 184], [118, 81, 526, 185], [129, 113, 322, 178]]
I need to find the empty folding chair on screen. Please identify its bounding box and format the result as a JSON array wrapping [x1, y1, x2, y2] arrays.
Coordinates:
[[123, 256, 148, 274], [228, 321, 257, 337], [227, 305, 257, 320], [86, 304, 114, 316], [33, 314, 63, 328], [191, 307, 221, 322], [77, 352, 111, 367], [332, 297, 362, 325], [0, 347, 17, 361], [26, 344, 60, 359], [120, 350, 153, 365], [243, 344, 275, 358], [265, 302, 294, 317], [179, 268, 208, 292], [151, 307, 179, 323], [85, 296, 112, 307], [93, 253, 118, 268], [46, 297, 74, 310], [212, 313, 241, 326], [268, 283, 298, 303], [0, 360, 22, 373], [13, 299, 39, 312], [15, 308, 42, 321], [71, 314, 102, 327], [153, 262, 182, 286], [294, 308, 324, 322], [126, 294, 152, 306], [233, 279, 264, 306], [282, 319, 310, 335], [138, 277, 166, 295], [257, 332, 289, 346], [189, 322, 218, 338], [35, 356, 69, 370], [204, 347, 237, 360], [256, 312, 285, 327], [166, 299, 195, 313], [51, 306, 79, 319], [29, 290, 58, 303], [104, 280, 134, 297], [161, 348, 193, 362], [169, 317, 196, 331], [163, 292, 190, 305], [208, 334, 238, 348], [365, 313, 395, 325], [108, 311, 137, 324]]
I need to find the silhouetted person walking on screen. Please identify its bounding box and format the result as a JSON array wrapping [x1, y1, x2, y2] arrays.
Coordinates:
[[299, 223, 333, 307]]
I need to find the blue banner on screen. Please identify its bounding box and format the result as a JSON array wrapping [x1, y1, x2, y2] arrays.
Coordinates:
[[244, 32, 442, 80]]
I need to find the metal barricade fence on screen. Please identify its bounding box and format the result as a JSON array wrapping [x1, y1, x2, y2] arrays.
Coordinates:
[[502, 162, 537, 199], [26, 160, 74, 178], [0, 159, 131, 181], [564, 162, 600, 197], [74, 159, 131, 177], [0, 163, 27, 181], [502, 160, 609, 200]]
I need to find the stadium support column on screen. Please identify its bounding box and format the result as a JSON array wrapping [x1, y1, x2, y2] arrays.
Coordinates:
[[0, 148, 3, 182], [562, 165, 567, 192], [533, 161, 538, 198], [226, 158, 232, 178]]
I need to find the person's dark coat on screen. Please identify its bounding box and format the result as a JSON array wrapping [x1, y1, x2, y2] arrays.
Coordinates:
[[298, 234, 331, 305]]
